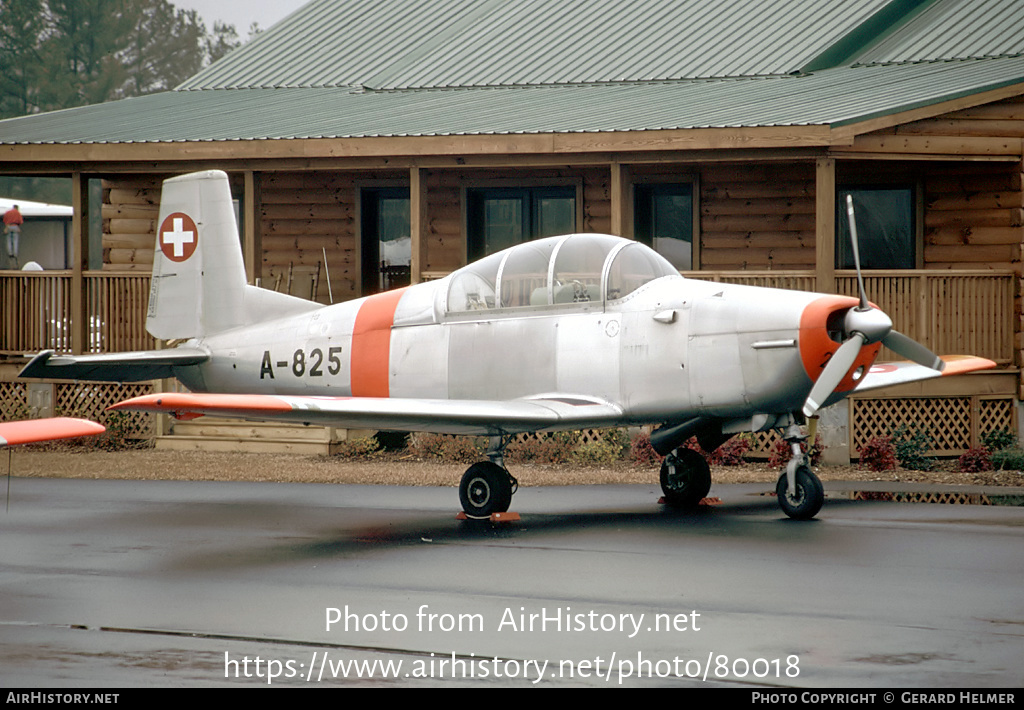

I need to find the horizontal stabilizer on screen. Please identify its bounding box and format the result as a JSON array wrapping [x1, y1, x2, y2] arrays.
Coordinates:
[[0, 417, 105, 447], [109, 392, 625, 435], [19, 348, 209, 383]]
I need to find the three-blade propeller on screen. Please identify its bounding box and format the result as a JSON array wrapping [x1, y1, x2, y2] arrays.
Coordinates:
[[802, 196, 944, 418]]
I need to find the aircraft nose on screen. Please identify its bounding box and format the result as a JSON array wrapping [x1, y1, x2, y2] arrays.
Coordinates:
[[797, 295, 879, 393]]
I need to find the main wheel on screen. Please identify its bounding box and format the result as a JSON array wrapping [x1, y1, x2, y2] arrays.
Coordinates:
[[659, 448, 711, 507], [459, 461, 513, 518], [776, 464, 824, 520]]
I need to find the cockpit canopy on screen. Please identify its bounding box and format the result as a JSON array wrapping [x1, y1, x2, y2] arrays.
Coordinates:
[[445, 233, 679, 315]]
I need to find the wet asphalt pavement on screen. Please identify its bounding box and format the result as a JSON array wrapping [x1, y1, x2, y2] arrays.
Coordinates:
[[1, 477, 1022, 687]]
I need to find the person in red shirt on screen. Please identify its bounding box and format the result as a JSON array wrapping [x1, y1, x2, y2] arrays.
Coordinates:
[[3, 205, 23, 267]]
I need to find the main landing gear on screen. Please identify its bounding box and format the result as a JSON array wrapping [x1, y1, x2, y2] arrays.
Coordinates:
[[458, 435, 518, 518], [659, 447, 711, 507]]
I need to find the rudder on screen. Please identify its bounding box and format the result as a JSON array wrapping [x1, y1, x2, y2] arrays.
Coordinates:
[[147, 170, 248, 339]]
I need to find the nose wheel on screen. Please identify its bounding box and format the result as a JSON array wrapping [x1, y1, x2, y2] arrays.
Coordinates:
[[659, 447, 711, 507], [776, 422, 824, 520]]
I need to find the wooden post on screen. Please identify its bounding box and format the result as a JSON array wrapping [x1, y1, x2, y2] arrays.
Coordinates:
[[917, 272, 929, 347], [242, 171, 261, 285], [410, 167, 428, 283], [610, 162, 632, 238], [70, 172, 89, 354], [815, 158, 836, 294]]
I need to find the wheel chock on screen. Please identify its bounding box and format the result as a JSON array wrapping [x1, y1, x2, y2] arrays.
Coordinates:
[[658, 497, 722, 506], [456, 511, 521, 522]]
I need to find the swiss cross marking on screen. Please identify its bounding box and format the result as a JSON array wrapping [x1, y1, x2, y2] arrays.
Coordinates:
[[158, 212, 199, 262]]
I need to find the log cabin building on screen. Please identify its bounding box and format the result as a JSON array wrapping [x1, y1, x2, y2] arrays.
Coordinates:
[[2, 0, 1024, 460]]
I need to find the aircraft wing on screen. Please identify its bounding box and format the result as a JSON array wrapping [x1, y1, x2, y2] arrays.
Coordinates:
[[0, 417, 105, 447], [850, 355, 997, 394], [109, 392, 625, 435], [19, 348, 209, 382]]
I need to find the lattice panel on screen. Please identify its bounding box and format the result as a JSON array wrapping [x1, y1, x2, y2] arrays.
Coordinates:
[[853, 397, 972, 453], [979, 398, 1015, 437], [0, 381, 29, 421], [513, 429, 605, 445], [849, 491, 992, 505], [750, 429, 781, 456], [54, 382, 154, 438]]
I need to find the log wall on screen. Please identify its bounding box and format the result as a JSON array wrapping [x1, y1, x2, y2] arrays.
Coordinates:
[[102, 176, 162, 271], [698, 162, 816, 270], [259, 171, 371, 303]]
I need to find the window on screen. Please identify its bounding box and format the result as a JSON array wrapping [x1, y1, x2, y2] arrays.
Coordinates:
[[360, 187, 410, 294], [634, 183, 693, 270], [466, 186, 575, 261], [836, 187, 915, 270]]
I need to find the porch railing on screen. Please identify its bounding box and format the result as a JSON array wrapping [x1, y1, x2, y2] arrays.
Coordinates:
[[1, 269, 1015, 365], [684, 269, 1015, 365], [1, 271, 154, 355]]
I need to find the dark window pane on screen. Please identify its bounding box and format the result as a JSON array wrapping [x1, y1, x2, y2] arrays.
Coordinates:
[[483, 197, 525, 254], [361, 187, 410, 294], [836, 188, 914, 270], [534, 190, 575, 238], [468, 186, 575, 259], [635, 183, 692, 270]]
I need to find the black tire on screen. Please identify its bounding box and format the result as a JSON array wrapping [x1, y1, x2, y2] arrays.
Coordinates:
[[775, 465, 824, 520], [459, 461, 513, 517], [659, 448, 711, 507]]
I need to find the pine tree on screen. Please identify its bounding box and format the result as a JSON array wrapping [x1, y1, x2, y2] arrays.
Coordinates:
[[0, 0, 46, 117], [0, 0, 239, 119]]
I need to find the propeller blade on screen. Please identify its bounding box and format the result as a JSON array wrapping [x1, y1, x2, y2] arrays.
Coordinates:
[[882, 330, 945, 371], [803, 333, 865, 418], [845, 194, 869, 311]]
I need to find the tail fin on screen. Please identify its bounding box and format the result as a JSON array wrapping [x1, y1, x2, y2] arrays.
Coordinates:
[[147, 170, 315, 339]]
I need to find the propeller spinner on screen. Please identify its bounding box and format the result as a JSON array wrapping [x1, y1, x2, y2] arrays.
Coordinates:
[[801, 196, 944, 418]]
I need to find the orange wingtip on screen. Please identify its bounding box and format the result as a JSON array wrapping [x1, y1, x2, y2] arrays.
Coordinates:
[[0, 417, 105, 447], [939, 356, 998, 377], [108, 392, 293, 416]]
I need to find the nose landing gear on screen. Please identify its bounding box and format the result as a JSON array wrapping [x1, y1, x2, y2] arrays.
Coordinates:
[[775, 423, 824, 520]]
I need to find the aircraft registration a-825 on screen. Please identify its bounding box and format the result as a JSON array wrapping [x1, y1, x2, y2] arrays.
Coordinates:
[[20, 171, 995, 519]]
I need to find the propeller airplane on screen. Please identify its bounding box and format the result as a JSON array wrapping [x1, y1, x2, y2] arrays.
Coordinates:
[[19, 171, 995, 519]]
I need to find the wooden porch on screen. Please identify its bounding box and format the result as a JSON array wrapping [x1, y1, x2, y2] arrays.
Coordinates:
[[1, 268, 1015, 365]]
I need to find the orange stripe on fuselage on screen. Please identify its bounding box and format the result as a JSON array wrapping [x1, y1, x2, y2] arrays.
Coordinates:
[[350, 288, 406, 397]]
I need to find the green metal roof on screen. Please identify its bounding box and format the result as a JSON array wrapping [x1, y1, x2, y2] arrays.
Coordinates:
[[3, 57, 1023, 144], [854, 0, 1024, 64], [180, 0, 896, 90], [1, 0, 1023, 146]]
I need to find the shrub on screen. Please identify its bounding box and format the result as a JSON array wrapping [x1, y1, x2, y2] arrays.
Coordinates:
[[92, 411, 148, 451], [507, 432, 578, 464], [406, 433, 484, 463], [981, 427, 1017, 452], [992, 447, 1024, 471], [629, 432, 664, 466], [332, 436, 382, 459], [858, 435, 897, 472], [707, 435, 751, 466], [958, 447, 993, 473], [891, 425, 934, 471], [571, 430, 628, 465], [769, 435, 824, 469]]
